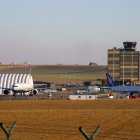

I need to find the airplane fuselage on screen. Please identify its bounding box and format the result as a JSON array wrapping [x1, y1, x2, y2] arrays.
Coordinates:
[[111, 85, 140, 92], [2, 83, 38, 95], [12, 83, 33, 92]]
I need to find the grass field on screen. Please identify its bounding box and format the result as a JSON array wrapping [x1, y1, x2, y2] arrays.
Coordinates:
[[0, 65, 107, 84], [0, 100, 140, 140]]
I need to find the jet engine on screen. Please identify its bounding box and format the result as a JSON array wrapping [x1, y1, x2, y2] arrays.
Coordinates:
[[3, 89, 9, 95], [33, 89, 38, 95]]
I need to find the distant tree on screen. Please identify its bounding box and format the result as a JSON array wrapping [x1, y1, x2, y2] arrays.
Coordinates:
[[89, 62, 98, 66]]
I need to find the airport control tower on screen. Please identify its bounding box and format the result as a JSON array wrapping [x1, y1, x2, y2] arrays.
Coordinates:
[[108, 42, 140, 85]]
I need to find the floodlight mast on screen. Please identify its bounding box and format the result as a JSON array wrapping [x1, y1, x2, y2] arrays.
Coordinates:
[[29, 66, 32, 74]]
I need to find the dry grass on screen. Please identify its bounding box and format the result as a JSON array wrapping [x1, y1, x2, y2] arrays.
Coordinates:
[[0, 100, 140, 140], [0, 65, 106, 84]]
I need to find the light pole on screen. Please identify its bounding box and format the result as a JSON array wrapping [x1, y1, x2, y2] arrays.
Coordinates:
[[123, 50, 125, 86], [131, 52, 133, 85], [74, 73, 75, 84], [113, 50, 115, 81]]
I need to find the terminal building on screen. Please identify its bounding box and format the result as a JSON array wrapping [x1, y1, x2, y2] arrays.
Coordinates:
[[108, 42, 140, 85]]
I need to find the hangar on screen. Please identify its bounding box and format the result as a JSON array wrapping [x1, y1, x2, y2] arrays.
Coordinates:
[[0, 74, 33, 95]]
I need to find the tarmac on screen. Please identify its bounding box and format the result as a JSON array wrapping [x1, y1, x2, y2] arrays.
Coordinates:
[[0, 91, 72, 101]]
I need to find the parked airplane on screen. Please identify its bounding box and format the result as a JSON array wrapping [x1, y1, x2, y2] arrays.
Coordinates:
[[0, 73, 40, 96], [1, 83, 38, 96], [106, 73, 140, 92]]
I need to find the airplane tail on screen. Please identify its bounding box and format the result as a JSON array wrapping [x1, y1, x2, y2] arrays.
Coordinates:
[[106, 73, 117, 87]]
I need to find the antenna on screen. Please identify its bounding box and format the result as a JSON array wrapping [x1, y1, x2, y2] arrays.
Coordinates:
[[29, 66, 32, 74]]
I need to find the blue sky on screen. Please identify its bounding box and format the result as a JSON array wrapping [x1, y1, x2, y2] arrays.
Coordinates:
[[0, 0, 140, 65]]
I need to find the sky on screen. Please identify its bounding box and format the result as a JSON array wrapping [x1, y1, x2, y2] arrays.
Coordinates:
[[0, 0, 140, 65]]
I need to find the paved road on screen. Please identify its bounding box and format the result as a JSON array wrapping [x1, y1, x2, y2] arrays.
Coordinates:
[[0, 91, 72, 101]]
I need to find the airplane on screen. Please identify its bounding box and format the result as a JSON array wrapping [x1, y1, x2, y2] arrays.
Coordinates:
[[0, 68, 48, 96], [1, 83, 38, 96], [106, 73, 140, 92]]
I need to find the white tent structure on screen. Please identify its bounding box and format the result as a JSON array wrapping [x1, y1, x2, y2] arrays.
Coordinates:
[[0, 74, 33, 95]]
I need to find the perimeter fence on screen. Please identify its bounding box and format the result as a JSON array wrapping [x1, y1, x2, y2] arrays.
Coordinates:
[[1, 112, 140, 140]]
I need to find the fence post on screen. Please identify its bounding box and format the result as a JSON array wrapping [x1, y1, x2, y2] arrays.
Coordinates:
[[0, 121, 16, 140], [79, 125, 100, 140]]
